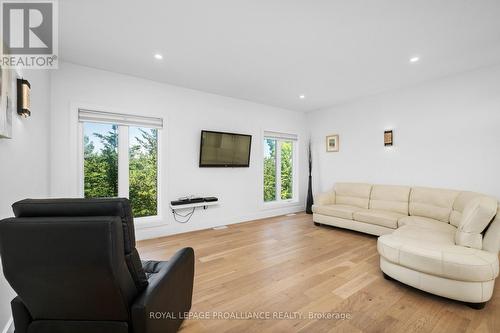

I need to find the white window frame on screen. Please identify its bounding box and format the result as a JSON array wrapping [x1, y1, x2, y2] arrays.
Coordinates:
[[262, 130, 299, 208], [77, 109, 163, 224]]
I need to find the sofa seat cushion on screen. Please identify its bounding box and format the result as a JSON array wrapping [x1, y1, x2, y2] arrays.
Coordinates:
[[142, 260, 167, 280], [312, 204, 363, 220], [353, 209, 406, 229], [378, 225, 499, 282], [398, 216, 457, 233]]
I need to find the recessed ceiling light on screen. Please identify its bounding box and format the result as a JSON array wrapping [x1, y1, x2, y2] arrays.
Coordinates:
[[409, 56, 420, 63], [154, 53, 163, 60], [299, 95, 306, 99]]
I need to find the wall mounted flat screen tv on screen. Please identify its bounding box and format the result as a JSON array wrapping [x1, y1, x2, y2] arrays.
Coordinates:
[[199, 130, 252, 167]]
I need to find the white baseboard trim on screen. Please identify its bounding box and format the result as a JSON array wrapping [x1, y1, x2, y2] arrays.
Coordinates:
[[2, 317, 13, 333], [136, 205, 305, 241]]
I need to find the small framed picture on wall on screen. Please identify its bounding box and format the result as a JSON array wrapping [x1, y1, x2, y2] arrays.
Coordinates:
[[326, 134, 339, 152], [384, 130, 393, 146]]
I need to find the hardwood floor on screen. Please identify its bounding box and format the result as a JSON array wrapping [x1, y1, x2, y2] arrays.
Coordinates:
[[137, 212, 500, 333]]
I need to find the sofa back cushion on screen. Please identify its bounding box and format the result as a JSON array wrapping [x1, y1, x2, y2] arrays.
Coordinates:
[[369, 185, 411, 214], [409, 187, 459, 222], [450, 191, 484, 227], [455, 196, 498, 249], [335, 183, 372, 208]]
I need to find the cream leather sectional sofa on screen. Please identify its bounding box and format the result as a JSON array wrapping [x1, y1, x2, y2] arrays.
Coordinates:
[[312, 183, 500, 308]]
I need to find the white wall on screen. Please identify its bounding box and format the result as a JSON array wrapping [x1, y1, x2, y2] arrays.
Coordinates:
[[0, 69, 51, 331], [50, 62, 308, 240], [308, 65, 500, 199]]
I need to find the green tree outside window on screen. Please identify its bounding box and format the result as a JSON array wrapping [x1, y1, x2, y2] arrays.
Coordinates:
[[263, 138, 294, 202], [83, 123, 158, 218]]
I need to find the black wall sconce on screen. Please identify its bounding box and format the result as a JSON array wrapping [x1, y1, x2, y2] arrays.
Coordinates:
[[17, 78, 31, 117], [384, 130, 393, 146]]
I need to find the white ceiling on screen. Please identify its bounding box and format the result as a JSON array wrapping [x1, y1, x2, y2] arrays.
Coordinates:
[[59, 0, 500, 112]]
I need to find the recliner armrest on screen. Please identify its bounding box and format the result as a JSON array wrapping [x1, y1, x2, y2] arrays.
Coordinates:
[[314, 191, 336, 206], [11, 296, 32, 333], [131, 248, 195, 333]]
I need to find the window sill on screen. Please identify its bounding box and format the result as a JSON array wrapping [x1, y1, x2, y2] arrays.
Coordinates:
[[261, 199, 301, 211]]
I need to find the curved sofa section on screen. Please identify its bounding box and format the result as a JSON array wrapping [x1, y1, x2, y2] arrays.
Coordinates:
[[312, 183, 500, 305]]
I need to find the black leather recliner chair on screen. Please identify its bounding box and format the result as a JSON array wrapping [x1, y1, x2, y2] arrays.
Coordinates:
[[0, 198, 195, 333]]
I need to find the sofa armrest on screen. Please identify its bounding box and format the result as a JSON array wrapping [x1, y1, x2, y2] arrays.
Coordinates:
[[131, 247, 195, 333], [314, 191, 336, 206], [483, 207, 500, 253]]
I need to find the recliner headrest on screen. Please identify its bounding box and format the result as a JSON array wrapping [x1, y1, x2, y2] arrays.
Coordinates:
[[11, 198, 148, 291], [13, 198, 135, 248], [14, 198, 130, 219]]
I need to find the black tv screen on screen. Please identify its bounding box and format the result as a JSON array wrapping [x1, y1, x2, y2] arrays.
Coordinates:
[[199, 130, 252, 167]]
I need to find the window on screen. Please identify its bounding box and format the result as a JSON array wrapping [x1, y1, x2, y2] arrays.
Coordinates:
[[79, 110, 162, 219], [263, 131, 298, 203]]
